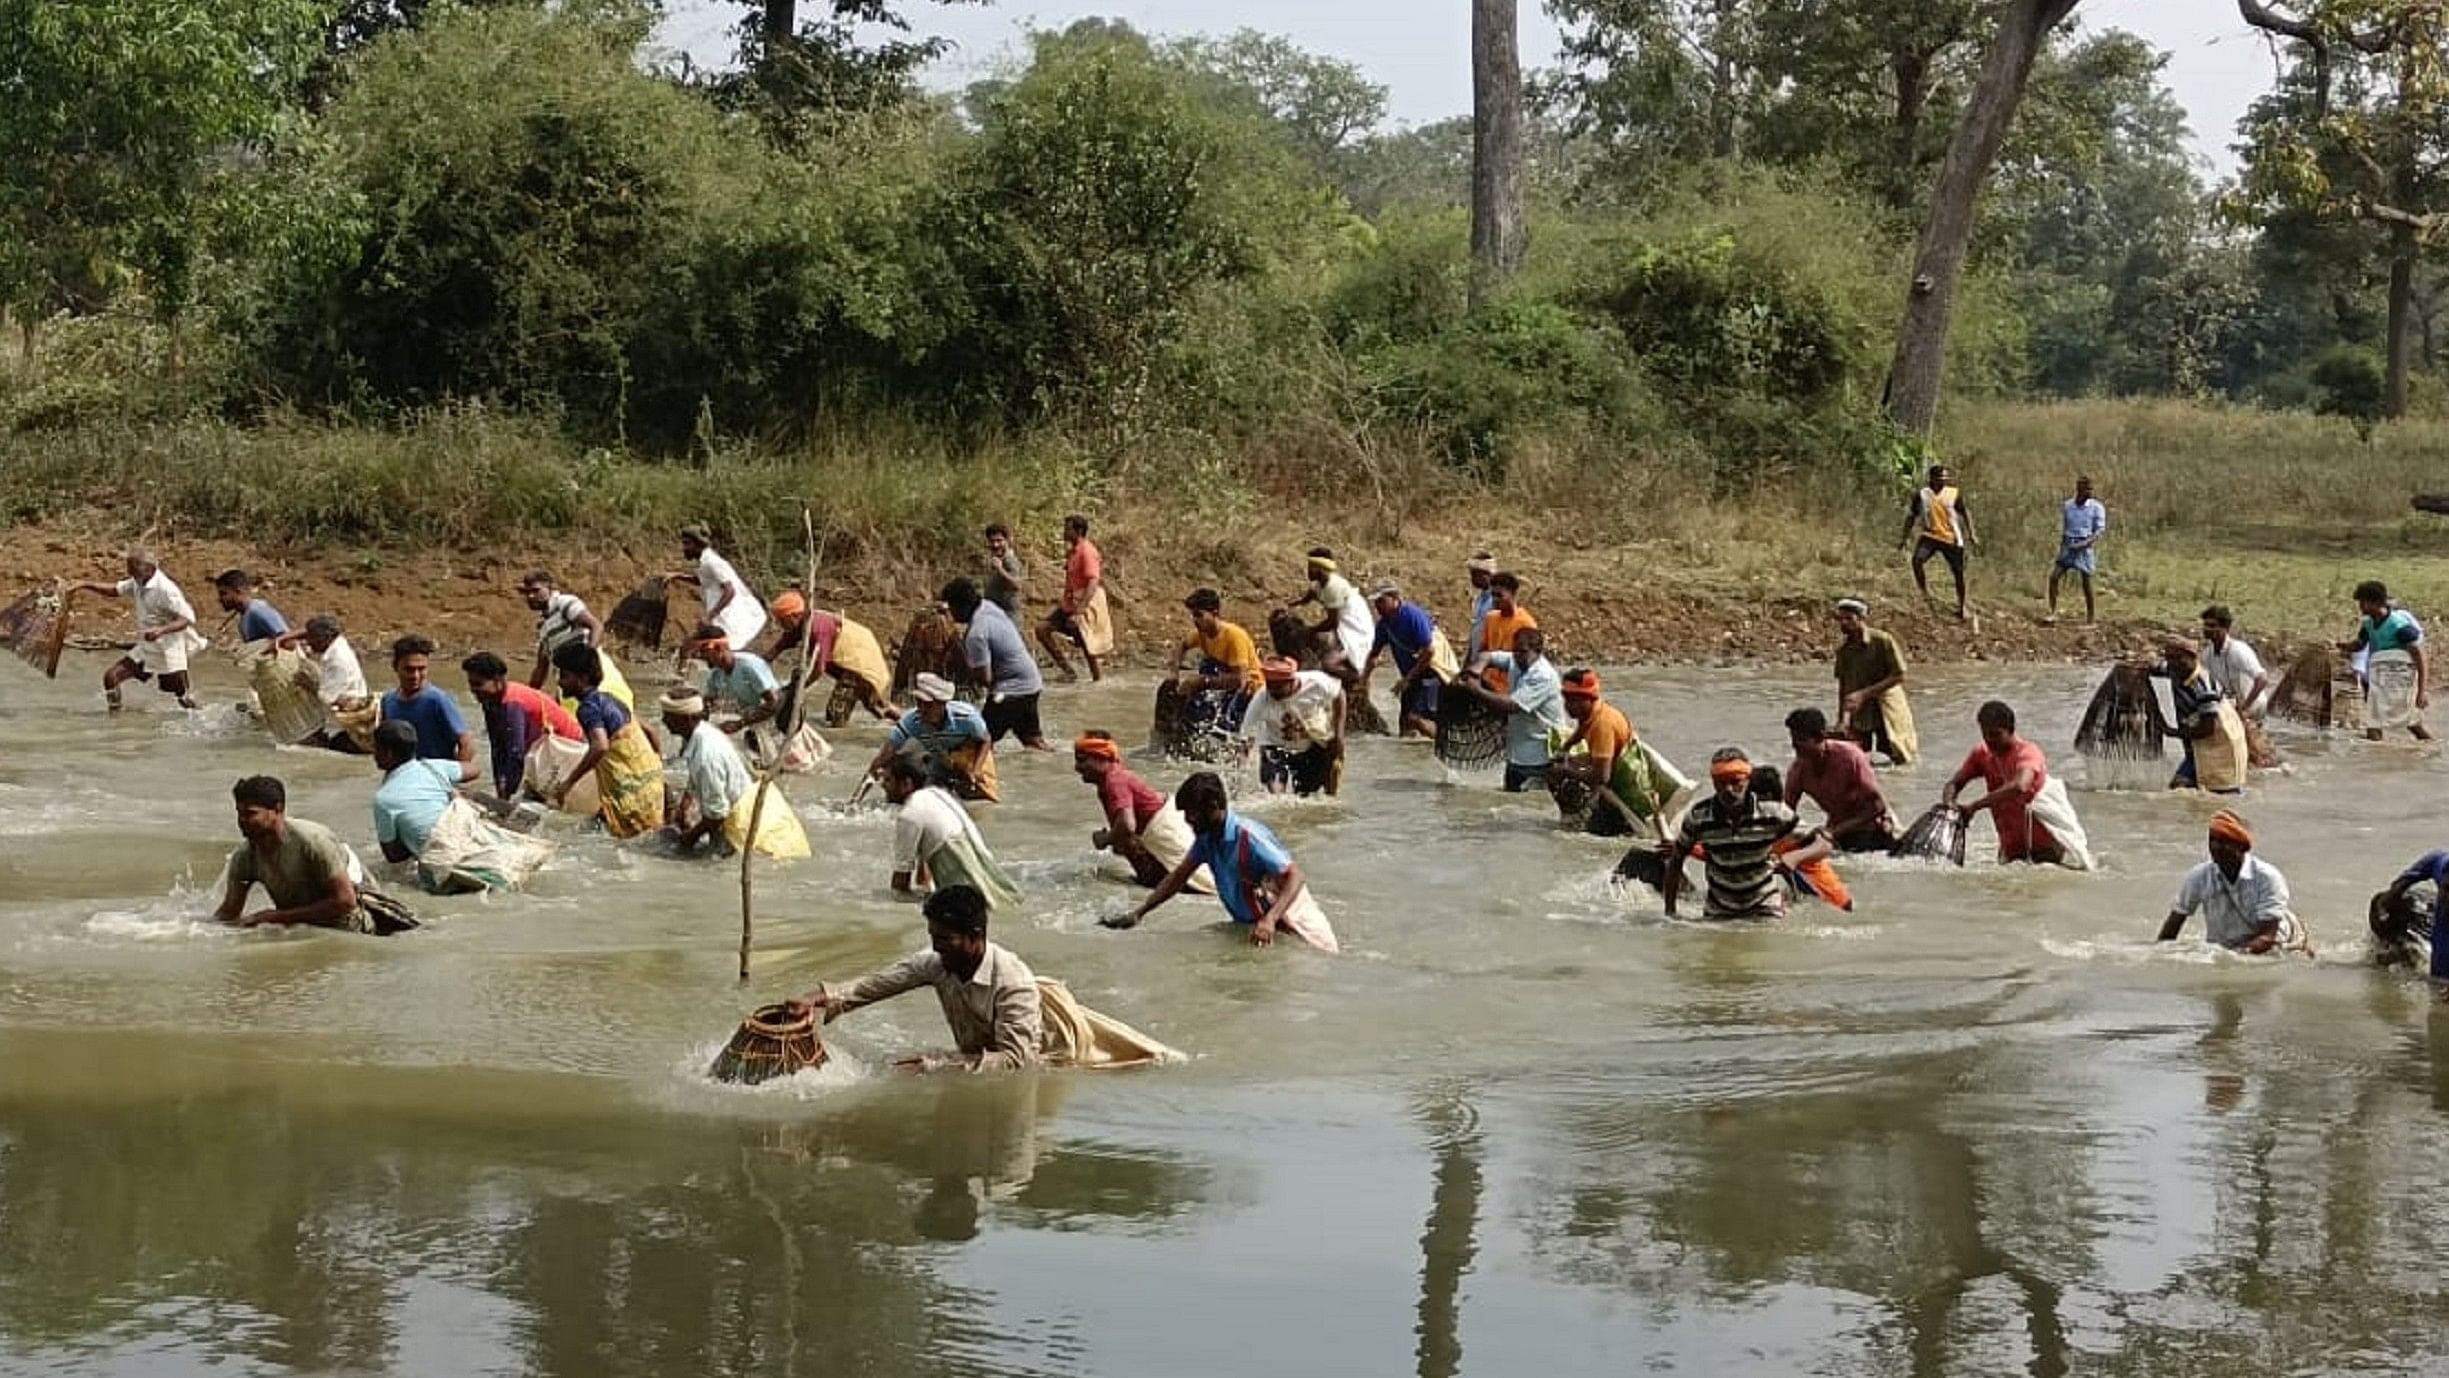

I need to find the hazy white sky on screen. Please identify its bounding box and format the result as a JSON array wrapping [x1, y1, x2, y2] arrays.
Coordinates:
[[660, 0, 2292, 178]]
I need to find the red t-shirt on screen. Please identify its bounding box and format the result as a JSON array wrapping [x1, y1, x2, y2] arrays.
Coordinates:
[[1961, 737, 2052, 860], [505, 681, 582, 741], [1065, 539, 1103, 603], [1097, 765, 1167, 834], [1785, 739, 1885, 828]]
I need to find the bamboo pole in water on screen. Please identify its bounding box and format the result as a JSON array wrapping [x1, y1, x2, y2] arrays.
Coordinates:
[[739, 506, 822, 984]]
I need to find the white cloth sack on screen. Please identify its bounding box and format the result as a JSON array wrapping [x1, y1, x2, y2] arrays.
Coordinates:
[[2027, 777, 2094, 871]]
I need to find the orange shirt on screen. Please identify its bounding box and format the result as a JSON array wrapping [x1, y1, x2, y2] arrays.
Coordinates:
[[1579, 700, 1633, 767], [1478, 606, 1538, 692]]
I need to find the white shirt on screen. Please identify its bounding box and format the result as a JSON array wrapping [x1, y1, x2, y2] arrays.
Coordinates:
[[676, 722, 754, 820], [315, 635, 369, 730], [894, 785, 987, 871], [1316, 573, 1375, 662], [2200, 636, 2268, 708], [116, 570, 204, 644], [2172, 854, 2293, 948], [696, 548, 768, 648], [1240, 670, 1343, 749], [535, 591, 593, 656]]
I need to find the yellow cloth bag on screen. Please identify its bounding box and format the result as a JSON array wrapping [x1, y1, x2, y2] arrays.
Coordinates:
[[723, 779, 812, 860], [594, 720, 666, 838]]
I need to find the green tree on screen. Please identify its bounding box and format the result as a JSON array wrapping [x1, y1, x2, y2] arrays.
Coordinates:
[[1166, 29, 1390, 180], [0, 0, 329, 347], [698, 0, 978, 137]]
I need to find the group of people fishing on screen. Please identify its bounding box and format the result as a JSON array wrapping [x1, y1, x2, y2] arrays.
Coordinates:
[[35, 499, 2449, 1075]]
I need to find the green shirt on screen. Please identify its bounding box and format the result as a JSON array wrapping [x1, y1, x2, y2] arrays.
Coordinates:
[[224, 818, 354, 911]]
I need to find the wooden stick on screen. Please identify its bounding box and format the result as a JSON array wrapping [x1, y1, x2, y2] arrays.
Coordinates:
[[739, 506, 823, 985]]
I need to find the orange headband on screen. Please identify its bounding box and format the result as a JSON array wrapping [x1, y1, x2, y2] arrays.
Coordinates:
[[1563, 672, 1601, 699], [1072, 735, 1121, 762], [1709, 758, 1753, 785], [769, 590, 807, 627], [2208, 809, 2253, 849], [1261, 656, 1300, 684]]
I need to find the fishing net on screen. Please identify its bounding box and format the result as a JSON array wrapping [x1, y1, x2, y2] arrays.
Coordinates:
[[1433, 682, 1507, 772], [1259, 609, 1388, 735], [1149, 680, 1241, 763], [887, 609, 982, 704], [708, 1003, 828, 1086], [1612, 842, 1671, 892], [2270, 646, 2344, 729], [1894, 804, 1968, 866], [2073, 664, 2170, 790], [606, 578, 672, 649], [0, 583, 71, 678], [2369, 887, 2434, 969], [246, 643, 326, 744]]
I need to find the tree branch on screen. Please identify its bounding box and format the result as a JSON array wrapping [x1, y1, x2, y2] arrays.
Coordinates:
[[2236, 0, 2398, 56]]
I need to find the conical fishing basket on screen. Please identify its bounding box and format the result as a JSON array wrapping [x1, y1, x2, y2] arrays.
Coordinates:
[[606, 578, 672, 650], [1548, 771, 1595, 829], [2270, 645, 2343, 729], [887, 609, 980, 704], [1267, 610, 1317, 665], [2073, 664, 2169, 790], [708, 1004, 828, 1086], [0, 584, 71, 679], [1433, 684, 1507, 772], [1894, 804, 1968, 866]]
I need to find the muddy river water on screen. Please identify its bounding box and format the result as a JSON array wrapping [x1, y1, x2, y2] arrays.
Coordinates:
[[4, 652, 2449, 1377]]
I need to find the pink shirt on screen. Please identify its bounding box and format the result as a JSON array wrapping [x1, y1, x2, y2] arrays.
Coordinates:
[[1962, 738, 2052, 860], [1097, 765, 1167, 834], [1785, 739, 1887, 828], [504, 681, 582, 741]]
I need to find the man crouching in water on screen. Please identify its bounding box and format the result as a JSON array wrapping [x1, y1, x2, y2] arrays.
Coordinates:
[[2157, 810, 2312, 956]]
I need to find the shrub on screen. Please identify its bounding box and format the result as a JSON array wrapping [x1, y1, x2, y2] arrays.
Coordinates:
[[1363, 298, 1647, 474]]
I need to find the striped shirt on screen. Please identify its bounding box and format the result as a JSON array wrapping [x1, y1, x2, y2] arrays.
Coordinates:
[[535, 592, 593, 656], [1678, 795, 1801, 919]]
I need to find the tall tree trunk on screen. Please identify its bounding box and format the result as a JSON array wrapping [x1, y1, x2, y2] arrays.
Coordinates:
[[761, 0, 795, 48], [1888, 53, 1930, 208], [1469, 0, 1526, 308], [2386, 224, 2416, 419], [1711, 0, 1742, 160], [1883, 0, 2080, 435]]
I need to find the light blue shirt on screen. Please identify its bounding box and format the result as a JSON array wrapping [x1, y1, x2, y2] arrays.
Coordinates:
[[374, 758, 459, 858], [1482, 651, 1569, 767], [2060, 497, 2106, 549], [702, 652, 780, 714], [888, 701, 991, 763]]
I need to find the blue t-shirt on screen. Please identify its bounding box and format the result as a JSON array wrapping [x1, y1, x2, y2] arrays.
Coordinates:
[[574, 689, 631, 737], [1186, 812, 1294, 927], [2060, 498, 2106, 549], [888, 701, 990, 760], [237, 600, 289, 642], [702, 652, 780, 714], [374, 758, 459, 857], [2394, 850, 2449, 979], [1482, 651, 1569, 767], [381, 686, 469, 761], [962, 602, 1044, 699], [2363, 609, 2424, 654], [1371, 601, 1437, 675]]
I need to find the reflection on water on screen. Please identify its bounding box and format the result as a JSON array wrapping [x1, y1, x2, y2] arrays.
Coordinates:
[[8, 657, 2449, 1374]]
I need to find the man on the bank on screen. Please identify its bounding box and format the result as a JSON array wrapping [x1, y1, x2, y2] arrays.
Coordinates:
[[1549, 670, 1685, 838], [2047, 475, 2107, 623], [1943, 700, 2086, 867], [1239, 656, 1347, 797], [462, 649, 581, 800], [1833, 597, 1917, 766], [658, 687, 809, 860], [1362, 581, 1449, 738], [372, 720, 551, 893], [983, 523, 1027, 619], [1037, 514, 1112, 684], [789, 885, 1180, 1072], [1900, 462, 1974, 620], [944, 577, 1049, 750], [2199, 605, 2277, 719], [2157, 810, 2311, 955], [1474, 572, 1538, 694], [882, 752, 1020, 908], [669, 525, 768, 651], [214, 775, 411, 933], [1457, 626, 1570, 793], [1663, 749, 1819, 921], [868, 673, 999, 801], [1073, 731, 1208, 890], [1782, 707, 1899, 852], [213, 569, 290, 644], [379, 635, 476, 772], [69, 551, 208, 711], [1105, 770, 1340, 951], [1167, 588, 1264, 744], [279, 614, 372, 754]]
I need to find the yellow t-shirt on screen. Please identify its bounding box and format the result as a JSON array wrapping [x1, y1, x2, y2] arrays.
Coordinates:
[[1478, 607, 1539, 692], [1186, 621, 1262, 692], [1917, 486, 1962, 546]]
